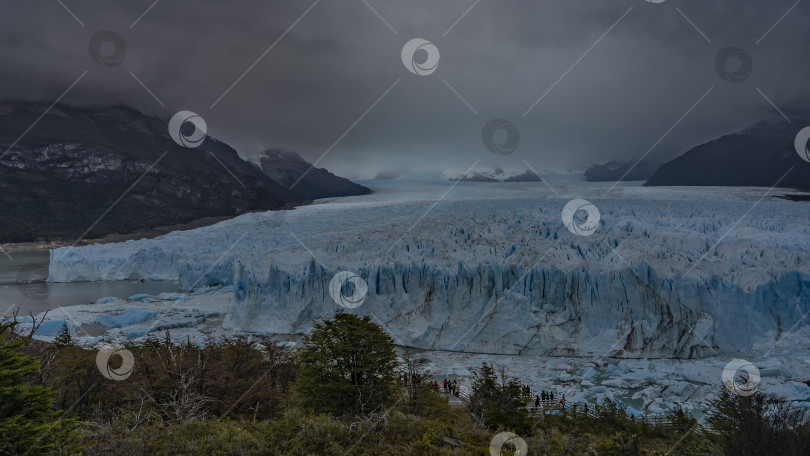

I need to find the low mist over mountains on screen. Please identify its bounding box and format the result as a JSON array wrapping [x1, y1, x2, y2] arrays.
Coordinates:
[[0, 103, 368, 243]]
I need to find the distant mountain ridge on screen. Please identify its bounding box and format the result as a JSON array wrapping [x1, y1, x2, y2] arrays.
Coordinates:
[[0, 102, 368, 242], [584, 158, 657, 182], [254, 148, 370, 200], [646, 120, 810, 190], [447, 167, 542, 182]]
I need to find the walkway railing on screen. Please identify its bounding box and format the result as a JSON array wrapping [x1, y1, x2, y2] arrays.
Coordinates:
[[439, 388, 683, 429], [526, 399, 680, 428], [439, 388, 470, 406]]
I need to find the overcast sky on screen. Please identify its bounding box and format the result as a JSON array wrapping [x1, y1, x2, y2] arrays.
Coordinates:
[[2, 0, 809, 177]]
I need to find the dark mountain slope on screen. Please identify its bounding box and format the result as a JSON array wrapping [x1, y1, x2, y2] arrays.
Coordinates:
[[0, 103, 288, 242], [585, 158, 657, 182], [645, 120, 810, 190], [257, 149, 370, 200]]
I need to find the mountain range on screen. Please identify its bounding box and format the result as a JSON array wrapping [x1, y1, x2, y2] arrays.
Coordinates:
[[0, 102, 368, 243], [645, 120, 810, 190], [584, 158, 657, 182], [448, 167, 542, 182], [253, 148, 371, 200]]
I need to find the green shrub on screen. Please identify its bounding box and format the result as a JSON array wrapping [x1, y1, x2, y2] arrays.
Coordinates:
[[297, 313, 398, 417], [0, 323, 76, 455]]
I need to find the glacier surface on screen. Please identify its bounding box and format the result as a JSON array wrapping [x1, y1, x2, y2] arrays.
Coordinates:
[[48, 178, 810, 357]]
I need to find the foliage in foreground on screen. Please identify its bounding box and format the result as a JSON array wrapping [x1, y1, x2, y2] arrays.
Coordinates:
[[706, 389, 810, 456], [0, 323, 75, 455], [73, 407, 492, 456], [466, 362, 534, 436], [4, 315, 810, 454], [297, 312, 398, 417]]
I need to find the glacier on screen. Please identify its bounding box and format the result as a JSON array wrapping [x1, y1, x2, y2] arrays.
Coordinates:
[[48, 179, 810, 358]]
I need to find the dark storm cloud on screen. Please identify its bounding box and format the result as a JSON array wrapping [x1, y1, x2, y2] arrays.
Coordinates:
[[2, 0, 809, 177]]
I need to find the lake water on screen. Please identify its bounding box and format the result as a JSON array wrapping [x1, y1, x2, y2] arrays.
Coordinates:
[[0, 249, 180, 319]]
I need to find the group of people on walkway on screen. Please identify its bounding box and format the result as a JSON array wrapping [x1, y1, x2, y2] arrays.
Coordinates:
[[441, 378, 460, 398], [531, 391, 589, 416], [533, 391, 557, 410], [536, 390, 556, 403], [521, 384, 532, 398]]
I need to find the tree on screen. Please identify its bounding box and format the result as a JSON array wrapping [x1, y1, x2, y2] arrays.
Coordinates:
[[52, 323, 73, 349], [706, 389, 810, 456], [466, 363, 533, 436], [398, 349, 429, 405], [397, 350, 449, 419], [297, 313, 397, 417], [0, 322, 71, 455]]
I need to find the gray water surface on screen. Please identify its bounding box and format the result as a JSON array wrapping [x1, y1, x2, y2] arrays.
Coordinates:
[[0, 250, 179, 318]]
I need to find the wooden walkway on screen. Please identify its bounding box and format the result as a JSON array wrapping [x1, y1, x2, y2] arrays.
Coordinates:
[[439, 390, 679, 428], [525, 398, 677, 427], [439, 389, 469, 407]]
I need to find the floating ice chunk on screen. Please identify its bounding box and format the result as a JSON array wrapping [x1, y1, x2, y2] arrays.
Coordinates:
[[666, 381, 697, 399], [646, 402, 668, 414], [95, 297, 117, 304], [157, 292, 188, 301], [34, 320, 74, 336], [13, 324, 33, 334], [602, 378, 626, 388], [606, 364, 630, 375], [582, 367, 598, 379], [2, 316, 34, 324], [121, 328, 148, 338], [96, 308, 157, 328], [127, 294, 154, 302]]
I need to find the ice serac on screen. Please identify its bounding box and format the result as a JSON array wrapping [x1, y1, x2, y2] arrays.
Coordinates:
[[224, 259, 810, 358], [49, 182, 810, 357]]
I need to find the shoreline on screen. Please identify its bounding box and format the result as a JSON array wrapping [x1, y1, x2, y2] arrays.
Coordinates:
[[0, 215, 244, 253]]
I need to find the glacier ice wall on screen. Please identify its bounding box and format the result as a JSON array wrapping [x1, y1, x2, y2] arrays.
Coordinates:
[[49, 183, 810, 357], [223, 259, 810, 357]]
